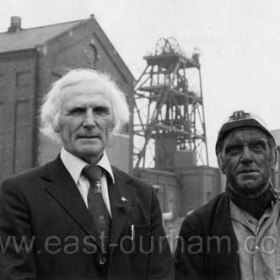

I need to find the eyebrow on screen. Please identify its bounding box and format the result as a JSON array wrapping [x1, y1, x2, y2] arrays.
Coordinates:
[[224, 138, 268, 149]]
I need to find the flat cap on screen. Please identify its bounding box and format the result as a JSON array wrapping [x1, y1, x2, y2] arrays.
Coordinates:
[[215, 110, 275, 154]]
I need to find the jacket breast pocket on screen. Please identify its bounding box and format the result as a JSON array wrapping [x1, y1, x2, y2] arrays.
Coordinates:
[[118, 223, 152, 255], [134, 223, 151, 236], [132, 223, 153, 255]]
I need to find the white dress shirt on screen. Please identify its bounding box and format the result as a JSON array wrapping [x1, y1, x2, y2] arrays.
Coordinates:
[[60, 148, 114, 216]]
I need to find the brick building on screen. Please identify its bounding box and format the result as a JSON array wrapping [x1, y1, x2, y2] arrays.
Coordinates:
[[0, 15, 135, 182], [134, 165, 221, 218]]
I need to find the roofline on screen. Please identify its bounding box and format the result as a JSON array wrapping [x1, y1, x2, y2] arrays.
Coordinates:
[[0, 16, 136, 84], [0, 48, 37, 57], [42, 19, 86, 49], [0, 18, 82, 35], [88, 15, 135, 83], [40, 17, 135, 83]]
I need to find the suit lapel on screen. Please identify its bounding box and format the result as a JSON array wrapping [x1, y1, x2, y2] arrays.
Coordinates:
[[108, 168, 136, 255], [42, 156, 101, 248]]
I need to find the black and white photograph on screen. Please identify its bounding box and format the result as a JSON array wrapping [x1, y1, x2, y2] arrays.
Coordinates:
[[0, 0, 280, 279]]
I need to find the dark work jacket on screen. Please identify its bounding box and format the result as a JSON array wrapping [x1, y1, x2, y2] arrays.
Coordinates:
[[0, 156, 173, 280], [174, 193, 240, 280]]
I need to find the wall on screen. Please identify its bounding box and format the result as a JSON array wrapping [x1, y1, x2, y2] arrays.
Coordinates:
[[133, 168, 180, 216], [106, 134, 130, 173], [133, 166, 221, 218], [0, 51, 36, 181], [180, 166, 221, 215]]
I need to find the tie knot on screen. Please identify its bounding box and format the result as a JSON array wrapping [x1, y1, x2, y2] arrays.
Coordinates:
[[83, 165, 102, 182]]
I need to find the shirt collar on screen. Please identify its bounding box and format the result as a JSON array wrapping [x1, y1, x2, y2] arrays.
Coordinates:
[[97, 150, 115, 183], [60, 148, 115, 184]]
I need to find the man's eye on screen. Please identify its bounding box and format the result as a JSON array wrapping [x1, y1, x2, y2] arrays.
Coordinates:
[[251, 144, 265, 151], [226, 146, 240, 154], [69, 108, 85, 114], [94, 107, 109, 114]]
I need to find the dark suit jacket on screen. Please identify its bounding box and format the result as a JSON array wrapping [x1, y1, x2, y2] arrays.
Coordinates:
[[174, 193, 240, 280], [0, 156, 173, 280]]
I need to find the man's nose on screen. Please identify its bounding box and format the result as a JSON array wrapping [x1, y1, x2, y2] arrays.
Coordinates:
[[240, 146, 253, 162], [83, 109, 95, 127]]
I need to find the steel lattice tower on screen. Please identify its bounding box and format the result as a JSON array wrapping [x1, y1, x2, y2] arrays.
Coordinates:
[[133, 38, 209, 169]]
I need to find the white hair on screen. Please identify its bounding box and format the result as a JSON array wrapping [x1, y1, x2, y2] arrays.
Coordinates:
[[40, 69, 130, 142]]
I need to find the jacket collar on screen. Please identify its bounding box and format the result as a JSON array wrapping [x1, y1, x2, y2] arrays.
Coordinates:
[[42, 156, 101, 244], [206, 193, 240, 279]]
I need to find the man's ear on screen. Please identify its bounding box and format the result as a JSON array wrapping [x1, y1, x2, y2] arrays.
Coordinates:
[[217, 154, 226, 174], [271, 148, 278, 170], [53, 125, 60, 133], [51, 112, 62, 133], [52, 118, 61, 133]]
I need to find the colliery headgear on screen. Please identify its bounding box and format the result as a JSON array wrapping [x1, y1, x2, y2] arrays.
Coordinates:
[[215, 110, 276, 154]]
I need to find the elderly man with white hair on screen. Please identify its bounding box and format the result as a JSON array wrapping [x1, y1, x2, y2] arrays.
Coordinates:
[[0, 69, 173, 280]]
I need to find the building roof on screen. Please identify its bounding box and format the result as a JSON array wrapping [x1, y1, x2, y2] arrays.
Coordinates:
[[0, 19, 83, 53], [0, 16, 135, 83]]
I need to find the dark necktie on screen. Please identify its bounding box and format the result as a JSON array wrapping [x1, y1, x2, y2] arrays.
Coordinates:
[[83, 165, 111, 254]]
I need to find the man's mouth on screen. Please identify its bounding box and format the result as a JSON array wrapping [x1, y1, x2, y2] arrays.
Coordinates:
[[238, 169, 259, 175], [78, 135, 99, 139]]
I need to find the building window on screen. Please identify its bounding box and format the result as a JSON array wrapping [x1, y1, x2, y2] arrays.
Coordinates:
[[16, 71, 31, 87], [88, 38, 98, 68]]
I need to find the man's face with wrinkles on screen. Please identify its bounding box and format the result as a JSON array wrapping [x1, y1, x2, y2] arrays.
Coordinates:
[[218, 127, 275, 194], [57, 80, 114, 164]]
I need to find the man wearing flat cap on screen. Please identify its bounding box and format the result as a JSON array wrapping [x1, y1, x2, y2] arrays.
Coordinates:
[[174, 110, 280, 280]]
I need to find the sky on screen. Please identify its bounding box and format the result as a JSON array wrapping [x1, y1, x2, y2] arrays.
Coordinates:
[[1, 0, 280, 166]]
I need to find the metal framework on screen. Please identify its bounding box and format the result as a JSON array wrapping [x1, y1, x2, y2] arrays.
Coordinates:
[[133, 38, 209, 169]]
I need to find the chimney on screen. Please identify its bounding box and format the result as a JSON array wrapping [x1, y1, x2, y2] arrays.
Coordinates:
[[8, 16, 22, 33]]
